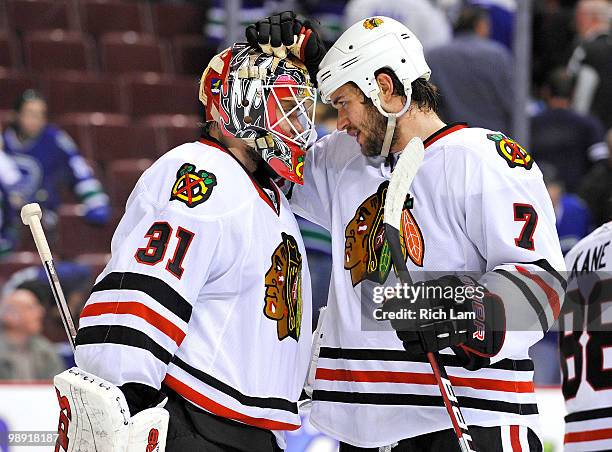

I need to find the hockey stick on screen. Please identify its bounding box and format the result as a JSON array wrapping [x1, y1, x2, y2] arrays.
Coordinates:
[[21, 203, 77, 351], [383, 138, 476, 452]]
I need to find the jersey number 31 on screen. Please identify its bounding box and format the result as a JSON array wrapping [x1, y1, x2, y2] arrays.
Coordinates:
[[135, 222, 195, 279]]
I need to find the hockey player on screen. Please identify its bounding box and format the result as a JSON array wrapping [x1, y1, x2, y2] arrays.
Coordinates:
[[560, 221, 612, 451], [247, 13, 566, 451], [53, 44, 315, 451]]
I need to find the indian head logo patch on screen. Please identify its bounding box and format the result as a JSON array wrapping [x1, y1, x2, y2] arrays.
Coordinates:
[[487, 133, 533, 169], [363, 17, 384, 29], [170, 163, 217, 208], [344, 181, 424, 287], [264, 232, 303, 341]]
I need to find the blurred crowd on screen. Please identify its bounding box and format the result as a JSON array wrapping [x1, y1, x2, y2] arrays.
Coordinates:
[[0, 0, 610, 385]]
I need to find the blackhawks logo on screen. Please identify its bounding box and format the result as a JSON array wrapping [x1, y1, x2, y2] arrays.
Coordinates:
[[264, 232, 303, 341], [344, 181, 424, 287], [170, 163, 217, 208], [363, 17, 384, 29], [487, 133, 533, 169]]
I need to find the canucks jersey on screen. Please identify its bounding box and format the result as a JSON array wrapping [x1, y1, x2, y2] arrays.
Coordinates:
[[74, 138, 312, 447], [291, 123, 566, 447], [560, 221, 612, 451], [2, 124, 109, 224]]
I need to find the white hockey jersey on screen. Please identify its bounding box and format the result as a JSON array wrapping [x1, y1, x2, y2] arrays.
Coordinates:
[[74, 138, 312, 446], [291, 124, 566, 447], [561, 221, 612, 452]]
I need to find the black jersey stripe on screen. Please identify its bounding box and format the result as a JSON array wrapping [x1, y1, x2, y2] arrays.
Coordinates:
[[318, 347, 534, 371], [76, 325, 173, 364], [312, 390, 538, 415], [565, 407, 612, 423], [92, 272, 192, 323], [171, 356, 298, 414], [523, 259, 567, 290], [494, 269, 549, 332]]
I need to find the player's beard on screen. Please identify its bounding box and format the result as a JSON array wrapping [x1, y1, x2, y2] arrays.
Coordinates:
[[360, 103, 401, 157]]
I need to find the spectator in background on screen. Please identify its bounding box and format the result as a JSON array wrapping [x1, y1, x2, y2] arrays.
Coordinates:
[[2, 263, 93, 368], [532, 0, 576, 91], [541, 163, 592, 254], [0, 288, 64, 380], [567, 0, 612, 128], [580, 128, 612, 227], [427, 5, 514, 132], [469, 0, 516, 50], [343, 0, 452, 51], [0, 131, 21, 257], [530, 68, 607, 193], [2, 90, 110, 234]]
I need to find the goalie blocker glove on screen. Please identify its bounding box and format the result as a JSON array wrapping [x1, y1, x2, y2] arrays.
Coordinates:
[[382, 275, 506, 370], [54, 367, 169, 452], [245, 11, 326, 86]]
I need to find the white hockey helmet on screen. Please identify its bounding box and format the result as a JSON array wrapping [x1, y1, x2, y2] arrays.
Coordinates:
[[317, 17, 431, 156]]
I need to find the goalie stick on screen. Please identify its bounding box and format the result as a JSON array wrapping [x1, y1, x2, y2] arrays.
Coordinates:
[[383, 138, 476, 452], [21, 203, 77, 351]]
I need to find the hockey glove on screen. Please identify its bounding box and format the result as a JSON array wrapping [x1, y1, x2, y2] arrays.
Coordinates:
[[54, 367, 169, 452], [245, 11, 326, 86], [382, 275, 506, 370]]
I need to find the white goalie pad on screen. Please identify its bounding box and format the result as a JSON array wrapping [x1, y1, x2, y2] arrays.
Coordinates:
[[54, 367, 169, 452]]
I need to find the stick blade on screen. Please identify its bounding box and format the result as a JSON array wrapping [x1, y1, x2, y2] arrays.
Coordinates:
[[384, 137, 425, 229]]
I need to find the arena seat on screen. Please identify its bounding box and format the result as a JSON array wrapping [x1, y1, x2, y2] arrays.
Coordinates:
[[0, 32, 20, 68], [172, 35, 217, 75], [100, 32, 172, 74], [24, 30, 96, 72], [140, 114, 201, 153], [0, 252, 41, 281], [0, 69, 37, 110], [7, 0, 77, 34], [151, 2, 204, 37], [120, 73, 198, 118], [79, 0, 152, 37], [57, 204, 118, 258], [41, 71, 121, 116], [107, 159, 154, 210], [57, 112, 161, 162]]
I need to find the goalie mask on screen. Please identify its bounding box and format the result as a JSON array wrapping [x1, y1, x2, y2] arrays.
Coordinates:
[[200, 43, 317, 184]]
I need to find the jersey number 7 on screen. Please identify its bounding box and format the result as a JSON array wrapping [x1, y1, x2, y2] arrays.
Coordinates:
[[135, 222, 195, 279], [513, 203, 538, 250]]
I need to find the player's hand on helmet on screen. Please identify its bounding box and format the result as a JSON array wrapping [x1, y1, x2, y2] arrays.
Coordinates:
[[382, 275, 505, 370], [246, 11, 326, 86]]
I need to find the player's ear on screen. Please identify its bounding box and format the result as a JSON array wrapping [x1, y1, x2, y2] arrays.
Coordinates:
[[375, 73, 395, 103]]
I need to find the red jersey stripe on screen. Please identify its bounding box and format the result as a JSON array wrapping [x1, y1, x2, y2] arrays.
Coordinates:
[[424, 123, 468, 148], [564, 428, 612, 443], [315, 368, 534, 393], [163, 374, 300, 431], [515, 265, 561, 319], [510, 425, 522, 451], [199, 138, 280, 214], [80, 301, 186, 346]]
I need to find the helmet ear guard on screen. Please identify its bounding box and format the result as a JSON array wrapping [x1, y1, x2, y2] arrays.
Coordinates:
[[317, 17, 430, 157], [200, 43, 317, 184]]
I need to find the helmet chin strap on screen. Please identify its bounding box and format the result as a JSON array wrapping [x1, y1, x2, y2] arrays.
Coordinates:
[[371, 88, 412, 158]]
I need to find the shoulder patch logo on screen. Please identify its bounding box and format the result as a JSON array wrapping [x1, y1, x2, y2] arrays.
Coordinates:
[[210, 78, 221, 95], [487, 133, 533, 169], [363, 17, 384, 29], [170, 163, 217, 208], [344, 181, 424, 287], [264, 232, 303, 341]]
